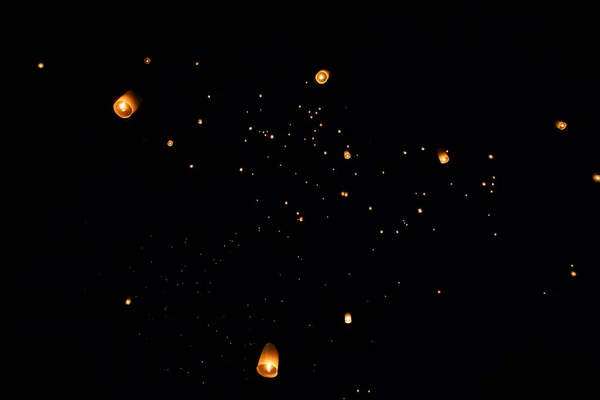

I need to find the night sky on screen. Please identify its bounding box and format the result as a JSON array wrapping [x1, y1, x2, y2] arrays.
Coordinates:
[[12, 14, 599, 398]]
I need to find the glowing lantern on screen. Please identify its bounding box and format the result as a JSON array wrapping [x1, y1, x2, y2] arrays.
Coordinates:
[[198, 119, 203, 125], [167, 140, 174, 147], [144, 57, 151, 64], [437, 149, 449, 164], [593, 173, 600, 183], [344, 312, 352, 324], [37, 62, 44, 69], [554, 120, 567, 130], [315, 70, 330, 84], [125, 297, 131, 305], [113, 90, 142, 119], [344, 150, 351, 159], [257, 342, 279, 378]]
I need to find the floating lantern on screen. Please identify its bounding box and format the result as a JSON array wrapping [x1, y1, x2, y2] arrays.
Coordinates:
[[344, 312, 352, 324], [437, 149, 450, 164], [344, 150, 351, 159], [554, 120, 567, 130], [37, 62, 44, 69], [257, 342, 279, 378], [315, 70, 330, 84], [593, 173, 600, 182], [167, 140, 174, 147], [198, 119, 203, 125], [125, 297, 132, 305], [113, 90, 142, 119], [144, 57, 151, 64]]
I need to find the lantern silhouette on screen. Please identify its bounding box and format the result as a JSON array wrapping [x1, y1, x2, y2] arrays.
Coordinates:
[[344, 312, 352, 324], [344, 150, 351, 159], [257, 342, 279, 378], [113, 90, 142, 119], [554, 120, 567, 130], [315, 70, 330, 84], [437, 148, 449, 164], [593, 173, 600, 183]]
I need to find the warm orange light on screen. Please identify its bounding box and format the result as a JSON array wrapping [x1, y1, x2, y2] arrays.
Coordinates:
[[593, 173, 600, 182], [554, 120, 567, 130], [167, 140, 173, 147], [437, 149, 450, 164], [144, 57, 151, 64], [37, 62, 44, 69], [189, 164, 194, 169], [315, 69, 330, 84], [344, 150, 351, 159], [113, 90, 142, 119], [197, 119, 203, 125], [257, 342, 279, 378], [344, 312, 352, 324], [125, 297, 132, 305]]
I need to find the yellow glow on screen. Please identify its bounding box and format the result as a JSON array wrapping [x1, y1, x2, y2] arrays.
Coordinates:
[[315, 69, 330, 84], [113, 90, 142, 119], [554, 120, 567, 130]]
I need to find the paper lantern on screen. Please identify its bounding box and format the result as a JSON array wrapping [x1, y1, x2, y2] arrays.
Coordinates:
[[257, 342, 279, 378], [344, 150, 351, 159], [593, 173, 600, 183], [125, 297, 132, 305], [554, 120, 567, 130], [315, 70, 330, 84], [113, 90, 142, 119], [37, 62, 44, 69], [344, 312, 352, 324], [167, 140, 174, 147], [144, 57, 151, 64], [198, 119, 203, 125], [437, 148, 450, 164]]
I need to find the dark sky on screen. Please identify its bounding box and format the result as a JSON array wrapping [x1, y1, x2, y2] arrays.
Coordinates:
[[11, 13, 599, 398]]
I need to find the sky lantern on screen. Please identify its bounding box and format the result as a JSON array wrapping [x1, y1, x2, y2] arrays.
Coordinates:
[[198, 119, 203, 124], [167, 140, 174, 147], [144, 57, 151, 64], [257, 342, 279, 378], [593, 173, 600, 182], [344, 312, 352, 324], [113, 90, 142, 119], [315, 70, 330, 84], [437, 148, 449, 164], [344, 150, 351, 159], [37, 62, 44, 69], [125, 297, 132, 305], [554, 120, 567, 130]]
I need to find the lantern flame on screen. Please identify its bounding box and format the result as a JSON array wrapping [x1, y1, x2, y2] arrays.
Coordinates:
[[113, 90, 142, 119], [257, 342, 279, 378], [437, 148, 450, 164]]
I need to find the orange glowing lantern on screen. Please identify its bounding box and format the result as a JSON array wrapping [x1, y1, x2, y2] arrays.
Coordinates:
[[593, 173, 600, 182], [437, 149, 449, 164], [144, 57, 151, 64], [344, 150, 351, 159], [37, 62, 44, 69], [113, 90, 142, 119], [315, 70, 330, 84], [125, 297, 132, 305], [344, 312, 352, 324], [554, 120, 567, 130], [257, 342, 279, 378], [198, 119, 203, 125], [167, 140, 174, 147]]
